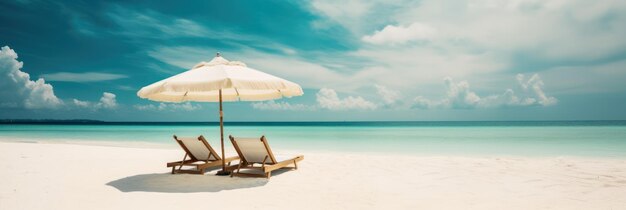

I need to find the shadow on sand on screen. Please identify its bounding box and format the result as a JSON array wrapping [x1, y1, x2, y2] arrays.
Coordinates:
[[107, 169, 292, 193], [107, 172, 268, 193]]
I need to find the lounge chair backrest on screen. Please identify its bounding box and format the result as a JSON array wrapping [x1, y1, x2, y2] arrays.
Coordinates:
[[231, 136, 276, 164], [175, 136, 219, 161]]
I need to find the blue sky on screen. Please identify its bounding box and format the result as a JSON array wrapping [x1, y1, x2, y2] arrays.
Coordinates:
[[1, 0, 626, 121]]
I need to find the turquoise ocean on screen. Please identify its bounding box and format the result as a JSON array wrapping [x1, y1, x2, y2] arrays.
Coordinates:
[[1, 121, 626, 157]]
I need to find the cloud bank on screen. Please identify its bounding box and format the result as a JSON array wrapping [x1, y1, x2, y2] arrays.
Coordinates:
[[316, 88, 377, 110], [253, 79, 554, 112], [516, 74, 558, 106], [412, 74, 557, 109], [0, 46, 63, 109], [0, 46, 120, 112], [133, 102, 201, 112], [72, 92, 118, 110], [252, 88, 379, 111], [251, 100, 315, 111]]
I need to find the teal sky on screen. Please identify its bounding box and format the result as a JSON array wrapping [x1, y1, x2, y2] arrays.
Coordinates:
[[1, 0, 626, 121]]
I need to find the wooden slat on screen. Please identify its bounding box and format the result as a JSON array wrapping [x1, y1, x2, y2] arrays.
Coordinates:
[[172, 169, 204, 174], [231, 172, 267, 178]]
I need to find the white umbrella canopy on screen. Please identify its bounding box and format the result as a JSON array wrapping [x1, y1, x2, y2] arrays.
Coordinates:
[[137, 55, 303, 102], [137, 53, 303, 175]]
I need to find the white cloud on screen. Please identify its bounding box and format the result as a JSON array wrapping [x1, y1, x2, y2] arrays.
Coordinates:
[[375, 84, 401, 106], [0, 46, 124, 111], [159, 102, 201, 111], [412, 74, 557, 109], [41, 72, 127, 82], [133, 102, 201, 111], [133, 104, 156, 111], [478, 89, 535, 108], [412, 96, 436, 109], [441, 77, 482, 108], [72, 99, 90, 108], [516, 74, 558, 106], [316, 88, 377, 110], [252, 89, 381, 111], [72, 92, 119, 110], [362, 22, 437, 45], [251, 100, 316, 111], [0, 46, 63, 109], [98, 92, 118, 109]]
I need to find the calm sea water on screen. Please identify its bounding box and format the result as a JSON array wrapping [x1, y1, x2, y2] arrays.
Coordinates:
[[1, 121, 626, 157]]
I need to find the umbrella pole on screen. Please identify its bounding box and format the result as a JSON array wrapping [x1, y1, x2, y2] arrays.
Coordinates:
[[216, 89, 230, 176]]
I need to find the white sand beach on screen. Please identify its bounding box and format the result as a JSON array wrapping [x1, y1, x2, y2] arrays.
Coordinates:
[[1, 141, 626, 210]]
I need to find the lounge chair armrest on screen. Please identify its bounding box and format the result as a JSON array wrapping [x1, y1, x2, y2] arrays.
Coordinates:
[[166, 159, 196, 167], [264, 155, 303, 172]]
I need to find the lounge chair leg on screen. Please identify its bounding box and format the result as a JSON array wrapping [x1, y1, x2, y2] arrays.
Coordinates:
[[266, 171, 271, 179], [294, 160, 298, 170], [175, 153, 188, 173], [231, 160, 243, 177]]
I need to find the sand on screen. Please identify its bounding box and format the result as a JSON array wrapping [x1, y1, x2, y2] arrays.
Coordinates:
[[1, 141, 626, 210]]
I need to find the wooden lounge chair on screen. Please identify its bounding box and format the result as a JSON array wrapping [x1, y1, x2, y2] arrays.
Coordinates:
[[229, 135, 304, 179], [167, 135, 239, 174]]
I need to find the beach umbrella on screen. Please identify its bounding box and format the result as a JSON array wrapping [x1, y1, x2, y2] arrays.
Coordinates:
[[137, 53, 303, 175]]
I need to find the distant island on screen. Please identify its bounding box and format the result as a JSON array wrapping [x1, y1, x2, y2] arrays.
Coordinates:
[[0, 119, 104, 124]]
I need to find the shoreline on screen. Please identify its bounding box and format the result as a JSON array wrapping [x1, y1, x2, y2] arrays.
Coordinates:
[[2, 137, 626, 159]]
